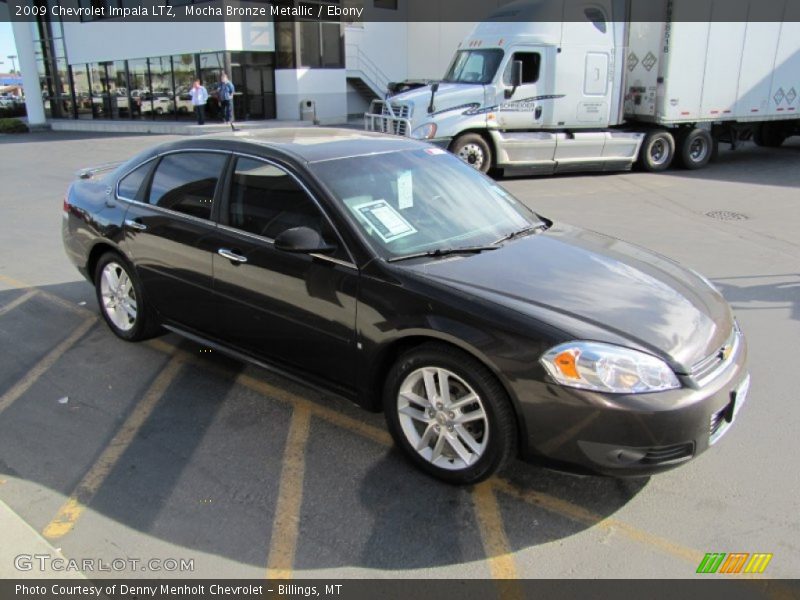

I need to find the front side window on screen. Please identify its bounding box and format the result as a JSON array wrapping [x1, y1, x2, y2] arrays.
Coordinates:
[[148, 152, 227, 220], [227, 157, 329, 241], [502, 52, 541, 86], [443, 49, 504, 84], [309, 149, 543, 260]]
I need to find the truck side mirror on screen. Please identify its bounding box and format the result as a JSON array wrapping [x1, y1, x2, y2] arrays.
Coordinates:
[[505, 60, 523, 99]]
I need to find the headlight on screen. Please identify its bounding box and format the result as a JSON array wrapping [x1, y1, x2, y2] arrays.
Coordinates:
[[411, 123, 437, 139], [540, 342, 680, 394]]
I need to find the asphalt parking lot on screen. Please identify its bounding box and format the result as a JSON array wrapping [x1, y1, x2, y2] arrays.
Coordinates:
[[0, 130, 798, 580]]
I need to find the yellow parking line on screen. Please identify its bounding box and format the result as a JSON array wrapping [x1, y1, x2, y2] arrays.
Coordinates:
[[42, 352, 183, 540], [492, 478, 704, 565], [0, 316, 97, 417], [0, 274, 91, 317], [145, 337, 709, 571], [265, 404, 312, 580], [473, 481, 521, 582], [0, 289, 38, 317]]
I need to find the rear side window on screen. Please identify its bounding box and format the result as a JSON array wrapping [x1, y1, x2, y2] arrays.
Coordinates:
[[148, 152, 227, 220], [117, 161, 153, 201]]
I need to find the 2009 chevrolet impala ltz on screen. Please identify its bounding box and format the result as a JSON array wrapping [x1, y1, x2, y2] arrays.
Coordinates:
[[62, 128, 749, 484]]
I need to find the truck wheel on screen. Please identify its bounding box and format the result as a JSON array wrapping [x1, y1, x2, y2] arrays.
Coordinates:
[[638, 130, 675, 172], [676, 128, 713, 170], [451, 133, 492, 174], [753, 123, 786, 148]]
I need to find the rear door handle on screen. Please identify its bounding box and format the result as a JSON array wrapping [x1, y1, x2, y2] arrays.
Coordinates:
[[217, 248, 248, 264], [124, 219, 147, 231]]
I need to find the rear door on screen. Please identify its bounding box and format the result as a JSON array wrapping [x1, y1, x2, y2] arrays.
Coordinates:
[[121, 150, 229, 334]]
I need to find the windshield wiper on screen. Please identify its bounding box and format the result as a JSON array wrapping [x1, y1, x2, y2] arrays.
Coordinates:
[[493, 222, 549, 245], [387, 244, 501, 263]]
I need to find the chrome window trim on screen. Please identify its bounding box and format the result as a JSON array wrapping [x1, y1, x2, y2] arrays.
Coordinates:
[[225, 151, 358, 270], [114, 155, 159, 203]]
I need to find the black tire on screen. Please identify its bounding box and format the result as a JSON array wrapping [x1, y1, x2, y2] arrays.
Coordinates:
[[675, 128, 714, 170], [383, 343, 518, 485], [450, 133, 493, 174], [753, 122, 787, 148], [94, 252, 160, 342], [638, 129, 675, 172]]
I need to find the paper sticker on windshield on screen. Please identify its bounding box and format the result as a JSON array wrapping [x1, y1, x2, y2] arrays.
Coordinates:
[[397, 171, 413, 209], [424, 148, 446, 155], [352, 200, 417, 243]]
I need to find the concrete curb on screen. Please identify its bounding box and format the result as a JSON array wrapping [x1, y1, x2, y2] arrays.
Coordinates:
[[0, 498, 86, 579]]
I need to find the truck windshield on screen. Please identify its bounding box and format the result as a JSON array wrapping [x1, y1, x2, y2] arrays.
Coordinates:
[[443, 49, 504, 84], [309, 148, 542, 261]]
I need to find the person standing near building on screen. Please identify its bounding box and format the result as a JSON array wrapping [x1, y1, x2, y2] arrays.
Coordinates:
[[189, 79, 209, 125], [218, 73, 235, 130]]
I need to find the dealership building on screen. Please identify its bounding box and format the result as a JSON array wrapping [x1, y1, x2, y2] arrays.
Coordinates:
[[2, 0, 498, 127]]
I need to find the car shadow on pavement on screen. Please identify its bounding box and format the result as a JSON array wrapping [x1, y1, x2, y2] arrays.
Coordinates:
[[0, 281, 649, 573]]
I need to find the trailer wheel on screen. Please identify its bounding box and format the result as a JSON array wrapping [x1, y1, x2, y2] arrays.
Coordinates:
[[753, 123, 787, 148], [451, 133, 492, 174], [639, 130, 675, 172], [676, 128, 713, 170]]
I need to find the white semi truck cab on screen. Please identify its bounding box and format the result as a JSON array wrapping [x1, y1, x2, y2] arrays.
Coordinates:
[[365, 0, 800, 174]]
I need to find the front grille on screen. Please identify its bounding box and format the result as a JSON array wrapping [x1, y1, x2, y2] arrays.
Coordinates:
[[365, 101, 412, 136], [640, 442, 694, 465], [691, 327, 738, 385], [382, 102, 412, 120], [709, 407, 727, 437]]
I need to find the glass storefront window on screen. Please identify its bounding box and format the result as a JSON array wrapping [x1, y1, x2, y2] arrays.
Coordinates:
[[113, 60, 134, 119], [71, 65, 93, 119], [148, 56, 174, 119], [127, 58, 150, 119], [199, 52, 225, 120], [172, 54, 196, 120], [87, 63, 107, 118]]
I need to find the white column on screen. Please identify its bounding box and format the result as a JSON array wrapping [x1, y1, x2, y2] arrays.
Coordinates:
[[11, 20, 47, 126]]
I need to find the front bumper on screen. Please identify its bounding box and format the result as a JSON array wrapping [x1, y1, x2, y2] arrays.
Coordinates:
[[517, 331, 749, 477]]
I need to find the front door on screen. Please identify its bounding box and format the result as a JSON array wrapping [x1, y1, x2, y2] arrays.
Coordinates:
[[210, 155, 358, 390], [122, 150, 229, 333]]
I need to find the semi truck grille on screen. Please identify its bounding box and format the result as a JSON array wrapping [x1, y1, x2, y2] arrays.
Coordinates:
[[365, 100, 412, 136]]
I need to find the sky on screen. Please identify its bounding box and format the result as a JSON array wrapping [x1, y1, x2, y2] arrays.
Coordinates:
[[0, 22, 19, 73]]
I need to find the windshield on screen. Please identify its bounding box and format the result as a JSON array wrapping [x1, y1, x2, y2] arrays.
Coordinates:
[[309, 148, 542, 261], [443, 49, 504, 84]]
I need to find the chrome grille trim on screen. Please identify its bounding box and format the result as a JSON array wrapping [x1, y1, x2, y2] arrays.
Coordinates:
[[690, 327, 739, 387], [365, 100, 413, 137]]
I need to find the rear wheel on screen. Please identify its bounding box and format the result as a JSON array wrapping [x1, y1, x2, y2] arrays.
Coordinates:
[[383, 343, 517, 484], [450, 133, 492, 174], [638, 129, 675, 172], [676, 128, 714, 170], [753, 122, 787, 148], [94, 252, 160, 342]]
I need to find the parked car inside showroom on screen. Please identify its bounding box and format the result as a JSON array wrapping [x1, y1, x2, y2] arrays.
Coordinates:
[[62, 128, 749, 484]]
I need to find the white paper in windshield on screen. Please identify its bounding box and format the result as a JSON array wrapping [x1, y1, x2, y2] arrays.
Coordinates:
[[352, 199, 417, 243], [397, 171, 413, 209]]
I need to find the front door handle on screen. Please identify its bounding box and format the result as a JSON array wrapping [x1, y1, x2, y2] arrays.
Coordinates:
[[535, 105, 543, 120], [124, 219, 147, 231], [218, 248, 248, 264]]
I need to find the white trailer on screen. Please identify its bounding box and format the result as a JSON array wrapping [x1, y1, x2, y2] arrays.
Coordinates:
[[365, 0, 800, 174]]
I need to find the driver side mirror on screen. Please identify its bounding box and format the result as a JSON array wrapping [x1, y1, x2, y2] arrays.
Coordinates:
[[274, 226, 337, 255], [504, 60, 523, 99]]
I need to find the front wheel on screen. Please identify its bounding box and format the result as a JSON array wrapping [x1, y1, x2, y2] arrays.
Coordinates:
[[383, 343, 517, 484], [638, 129, 675, 172], [94, 253, 160, 342], [450, 133, 493, 174]]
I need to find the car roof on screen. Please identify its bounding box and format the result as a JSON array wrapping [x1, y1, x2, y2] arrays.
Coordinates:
[[161, 127, 427, 164]]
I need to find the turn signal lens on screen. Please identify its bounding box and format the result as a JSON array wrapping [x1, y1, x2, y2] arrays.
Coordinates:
[[554, 349, 580, 379]]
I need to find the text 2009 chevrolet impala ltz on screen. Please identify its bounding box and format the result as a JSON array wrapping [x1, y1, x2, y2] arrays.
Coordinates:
[[62, 129, 749, 484]]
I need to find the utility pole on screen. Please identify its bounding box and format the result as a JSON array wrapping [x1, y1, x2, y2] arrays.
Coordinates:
[[7, 55, 18, 74]]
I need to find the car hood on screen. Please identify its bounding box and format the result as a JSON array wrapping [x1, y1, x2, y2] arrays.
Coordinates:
[[404, 223, 733, 372]]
